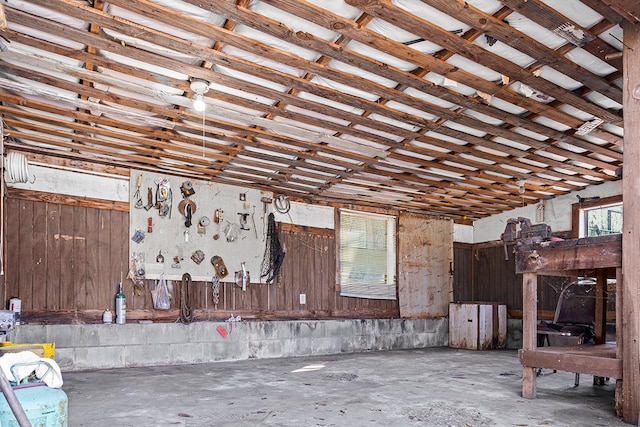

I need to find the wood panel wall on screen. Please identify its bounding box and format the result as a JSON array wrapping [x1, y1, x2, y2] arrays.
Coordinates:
[[6, 192, 593, 324], [453, 241, 611, 320], [3, 195, 398, 323]]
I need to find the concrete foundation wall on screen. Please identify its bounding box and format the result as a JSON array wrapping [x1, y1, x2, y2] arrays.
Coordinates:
[[10, 318, 449, 372]]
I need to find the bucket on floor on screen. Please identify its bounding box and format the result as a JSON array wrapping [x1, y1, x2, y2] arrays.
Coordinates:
[[0, 382, 68, 426]]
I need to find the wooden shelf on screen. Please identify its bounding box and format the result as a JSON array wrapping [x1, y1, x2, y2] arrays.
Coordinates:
[[520, 343, 621, 379]]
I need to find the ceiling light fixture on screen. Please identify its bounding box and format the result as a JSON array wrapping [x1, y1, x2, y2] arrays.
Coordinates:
[[190, 78, 209, 112]]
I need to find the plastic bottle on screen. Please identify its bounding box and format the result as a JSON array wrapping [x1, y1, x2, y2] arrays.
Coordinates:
[[9, 298, 21, 326], [115, 283, 126, 324], [102, 309, 113, 324]]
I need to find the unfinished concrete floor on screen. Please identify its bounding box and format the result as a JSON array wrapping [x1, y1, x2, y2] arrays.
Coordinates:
[[63, 347, 625, 426]]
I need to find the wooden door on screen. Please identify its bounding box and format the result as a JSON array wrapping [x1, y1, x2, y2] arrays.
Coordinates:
[[398, 214, 453, 318]]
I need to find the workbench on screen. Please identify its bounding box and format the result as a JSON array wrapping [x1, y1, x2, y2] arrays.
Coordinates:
[[514, 234, 622, 403]]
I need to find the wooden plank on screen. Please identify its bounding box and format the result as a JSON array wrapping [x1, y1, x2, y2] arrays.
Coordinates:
[[607, 0, 640, 24], [420, 0, 621, 103], [519, 345, 621, 379], [45, 203, 61, 310], [20, 306, 399, 324], [522, 272, 538, 398], [616, 266, 624, 417], [398, 214, 453, 318], [621, 19, 640, 425], [18, 200, 34, 310], [98, 210, 112, 311], [113, 211, 133, 307], [594, 270, 607, 345], [515, 235, 622, 274], [59, 204, 75, 309], [8, 188, 128, 212], [32, 201, 48, 309], [497, 304, 507, 348], [452, 244, 473, 302], [4, 198, 21, 304], [290, 233, 301, 312], [73, 206, 88, 310]]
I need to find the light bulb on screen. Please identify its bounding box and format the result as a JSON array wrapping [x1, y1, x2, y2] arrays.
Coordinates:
[[193, 94, 206, 112]]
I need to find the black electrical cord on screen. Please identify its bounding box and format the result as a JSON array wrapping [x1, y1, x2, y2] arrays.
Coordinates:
[[260, 213, 285, 284]]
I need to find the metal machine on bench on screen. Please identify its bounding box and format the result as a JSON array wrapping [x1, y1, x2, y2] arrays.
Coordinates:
[[500, 217, 553, 260]]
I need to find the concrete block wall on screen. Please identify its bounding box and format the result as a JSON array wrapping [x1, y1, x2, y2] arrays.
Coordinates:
[[9, 318, 448, 371]]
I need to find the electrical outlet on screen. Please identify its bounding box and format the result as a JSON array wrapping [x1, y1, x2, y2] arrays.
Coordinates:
[[299, 293, 306, 305]]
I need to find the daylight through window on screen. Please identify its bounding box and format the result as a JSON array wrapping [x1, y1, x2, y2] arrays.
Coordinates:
[[338, 210, 396, 300], [580, 202, 623, 237]]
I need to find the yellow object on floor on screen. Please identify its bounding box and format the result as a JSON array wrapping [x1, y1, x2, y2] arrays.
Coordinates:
[[0, 342, 55, 359]]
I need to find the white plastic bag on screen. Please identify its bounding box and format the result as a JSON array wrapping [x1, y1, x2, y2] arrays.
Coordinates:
[[152, 275, 171, 310]]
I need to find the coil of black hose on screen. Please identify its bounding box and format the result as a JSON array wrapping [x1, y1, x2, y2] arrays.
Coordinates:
[[180, 273, 194, 324]]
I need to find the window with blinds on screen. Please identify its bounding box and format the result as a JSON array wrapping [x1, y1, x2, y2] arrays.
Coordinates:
[[338, 210, 397, 300]]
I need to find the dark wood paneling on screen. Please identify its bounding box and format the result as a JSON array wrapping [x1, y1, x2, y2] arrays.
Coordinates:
[[84, 208, 100, 310], [46, 203, 61, 310], [18, 200, 34, 310], [453, 243, 473, 301], [59, 204, 75, 309], [32, 201, 47, 310], [4, 197, 398, 322], [72, 205, 88, 310], [9, 195, 593, 323], [472, 245, 520, 307]]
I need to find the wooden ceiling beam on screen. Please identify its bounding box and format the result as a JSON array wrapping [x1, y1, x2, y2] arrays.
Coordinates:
[[345, 0, 620, 123], [420, 0, 621, 104], [217, 0, 621, 173], [11, 1, 622, 173], [199, 0, 623, 161]]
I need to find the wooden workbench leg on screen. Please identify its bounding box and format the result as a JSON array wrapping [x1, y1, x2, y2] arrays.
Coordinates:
[[522, 272, 538, 398], [614, 267, 624, 418]]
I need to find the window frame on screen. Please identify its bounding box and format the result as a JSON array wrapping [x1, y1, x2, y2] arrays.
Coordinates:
[[337, 209, 397, 300], [571, 195, 622, 238]]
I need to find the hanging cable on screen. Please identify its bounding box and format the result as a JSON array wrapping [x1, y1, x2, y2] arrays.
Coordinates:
[[260, 213, 285, 284], [179, 273, 194, 324], [273, 194, 290, 214], [201, 107, 206, 158], [211, 274, 220, 308], [5, 152, 30, 184]]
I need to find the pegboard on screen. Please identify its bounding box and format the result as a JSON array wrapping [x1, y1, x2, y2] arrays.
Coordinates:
[[128, 169, 273, 282]]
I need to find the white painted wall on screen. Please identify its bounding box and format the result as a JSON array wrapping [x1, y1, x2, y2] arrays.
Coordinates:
[[7, 164, 623, 244], [273, 201, 334, 229], [453, 223, 473, 243], [6, 164, 129, 202], [472, 180, 622, 243]]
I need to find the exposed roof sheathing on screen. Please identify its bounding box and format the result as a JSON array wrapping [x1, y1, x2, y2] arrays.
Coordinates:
[[0, 0, 635, 220]]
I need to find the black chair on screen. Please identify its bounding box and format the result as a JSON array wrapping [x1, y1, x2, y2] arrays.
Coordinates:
[[537, 278, 596, 385]]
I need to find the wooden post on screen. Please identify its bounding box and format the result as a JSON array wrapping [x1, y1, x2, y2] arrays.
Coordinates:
[[616, 267, 624, 417], [593, 270, 607, 345], [521, 272, 537, 398], [622, 20, 640, 425]]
